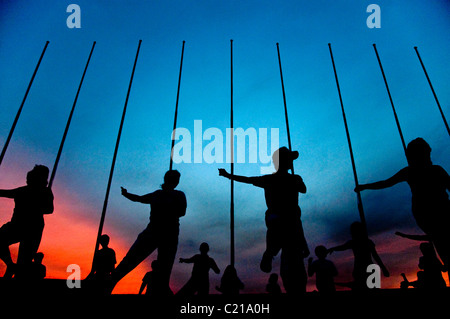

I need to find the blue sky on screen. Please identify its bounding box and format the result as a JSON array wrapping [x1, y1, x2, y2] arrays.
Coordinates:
[[0, 0, 449, 293]]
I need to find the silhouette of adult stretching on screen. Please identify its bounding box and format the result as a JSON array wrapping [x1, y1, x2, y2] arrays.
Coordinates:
[[177, 242, 220, 296], [0, 165, 54, 278], [355, 138, 450, 281], [109, 170, 186, 295], [219, 146, 310, 294]]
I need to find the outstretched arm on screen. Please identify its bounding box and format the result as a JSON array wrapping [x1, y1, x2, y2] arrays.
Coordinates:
[[355, 168, 407, 192], [395, 231, 430, 241], [218, 169, 253, 184], [328, 241, 352, 254], [179, 256, 195, 263], [0, 189, 16, 198], [121, 187, 153, 204]]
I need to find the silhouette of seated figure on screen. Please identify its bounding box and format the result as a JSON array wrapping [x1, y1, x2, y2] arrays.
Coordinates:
[[355, 138, 450, 281], [30, 252, 46, 280], [139, 260, 160, 296], [219, 146, 310, 294], [266, 273, 282, 295], [88, 234, 116, 281], [216, 265, 244, 295], [308, 245, 338, 294], [328, 222, 389, 291], [0, 165, 54, 279], [109, 170, 186, 295], [177, 242, 220, 296]]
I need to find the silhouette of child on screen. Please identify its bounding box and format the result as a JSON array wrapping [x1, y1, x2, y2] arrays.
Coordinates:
[[216, 265, 244, 295], [0, 165, 54, 278], [355, 138, 450, 279], [266, 273, 282, 295], [308, 245, 338, 294], [219, 146, 309, 294], [139, 260, 160, 296], [177, 242, 220, 296], [328, 222, 389, 290], [88, 234, 116, 281], [110, 170, 186, 295]]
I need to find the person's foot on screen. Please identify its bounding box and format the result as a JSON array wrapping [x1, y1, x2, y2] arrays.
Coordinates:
[[3, 263, 16, 279], [260, 252, 273, 273]]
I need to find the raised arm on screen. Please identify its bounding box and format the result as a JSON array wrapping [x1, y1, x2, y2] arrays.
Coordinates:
[[218, 169, 254, 184], [121, 187, 153, 204], [355, 168, 407, 192]]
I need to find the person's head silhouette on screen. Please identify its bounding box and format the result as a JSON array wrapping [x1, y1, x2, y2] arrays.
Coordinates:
[[272, 147, 299, 172], [99, 234, 110, 248], [161, 170, 181, 190], [34, 252, 44, 264], [406, 138, 432, 168], [200, 242, 209, 255], [315, 245, 328, 260], [419, 242, 435, 257], [268, 273, 279, 284], [26, 165, 49, 187]]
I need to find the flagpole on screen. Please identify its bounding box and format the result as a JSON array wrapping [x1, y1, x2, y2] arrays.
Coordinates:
[[230, 39, 235, 267], [414, 46, 450, 136], [92, 40, 142, 265], [170, 41, 186, 171], [0, 41, 50, 167], [373, 44, 407, 155], [49, 41, 96, 189], [276, 43, 294, 174], [328, 43, 367, 230]]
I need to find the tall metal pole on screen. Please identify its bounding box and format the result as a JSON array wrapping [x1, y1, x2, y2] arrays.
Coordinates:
[[170, 41, 186, 170], [373, 44, 407, 155], [92, 40, 142, 265], [328, 43, 367, 230], [0, 41, 50, 166], [276, 43, 294, 173], [230, 39, 235, 267], [414, 46, 450, 136], [49, 41, 96, 189]]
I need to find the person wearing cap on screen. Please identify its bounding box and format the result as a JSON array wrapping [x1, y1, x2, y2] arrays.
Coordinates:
[[219, 146, 309, 294]]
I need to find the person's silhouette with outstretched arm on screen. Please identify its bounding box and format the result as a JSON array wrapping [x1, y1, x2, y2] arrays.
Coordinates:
[[355, 138, 450, 282], [0, 165, 54, 279], [177, 242, 220, 296], [109, 170, 186, 295], [219, 146, 310, 295], [328, 222, 389, 291]]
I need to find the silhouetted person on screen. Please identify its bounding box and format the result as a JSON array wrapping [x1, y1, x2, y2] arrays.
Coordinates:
[[216, 265, 244, 295], [266, 273, 282, 295], [328, 222, 389, 291], [308, 245, 338, 294], [139, 260, 160, 296], [355, 138, 450, 281], [109, 170, 186, 295], [417, 242, 446, 289], [0, 165, 54, 278], [87, 234, 116, 281], [177, 242, 220, 296], [219, 146, 310, 295], [30, 252, 46, 280]]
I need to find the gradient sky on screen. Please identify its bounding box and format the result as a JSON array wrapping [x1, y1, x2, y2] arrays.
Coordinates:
[[0, 0, 449, 294]]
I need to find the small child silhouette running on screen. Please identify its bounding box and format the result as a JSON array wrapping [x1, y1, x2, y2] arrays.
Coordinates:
[[308, 245, 338, 294], [328, 222, 389, 290], [177, 242, 220, 296]]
